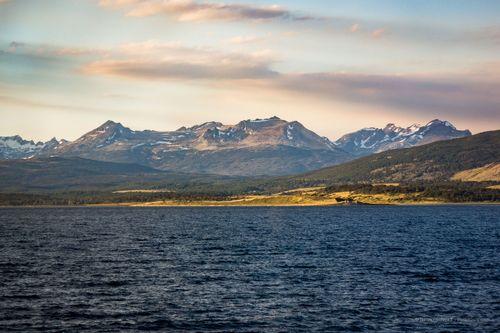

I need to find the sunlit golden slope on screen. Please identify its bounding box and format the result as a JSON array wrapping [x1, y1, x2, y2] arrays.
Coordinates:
[[452, 163, 500, 182]]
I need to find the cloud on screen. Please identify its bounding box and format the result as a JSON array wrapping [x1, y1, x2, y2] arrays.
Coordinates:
[[225, 35, 266, 44], [350, 23, 360, 33], [3, 39, 279, 81], [3, 40, 106, 58], [6, 40, 500, 121], [83, 59, 277, 80], [473, 26, 500, 45], [96, 1, 500, 48], [272, 72, 500, 119], [70, 40, 498, 119], [371, 28, 386, 39], [66, 40, 279, 80], [82, 51, 500, 119], [8, 41, 25, 51], [99, 0, 313, 22], [0, 94, 122, 115]]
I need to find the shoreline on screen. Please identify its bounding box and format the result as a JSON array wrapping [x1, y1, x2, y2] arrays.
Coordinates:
[[1, 187, 498, 208], [1, 201, 499, 208]]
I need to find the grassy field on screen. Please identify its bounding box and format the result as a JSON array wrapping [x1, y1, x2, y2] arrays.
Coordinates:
[[95, 187, 448, 207]]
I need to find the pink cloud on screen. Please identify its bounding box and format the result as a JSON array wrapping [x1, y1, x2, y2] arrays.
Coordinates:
[[371, 28, 386, 39]]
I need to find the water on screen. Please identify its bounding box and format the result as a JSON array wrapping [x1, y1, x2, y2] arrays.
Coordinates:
[[0, 206, 499, 332]]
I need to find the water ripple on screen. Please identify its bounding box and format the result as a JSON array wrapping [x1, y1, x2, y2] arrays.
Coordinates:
[[0, 206, 499, 332]]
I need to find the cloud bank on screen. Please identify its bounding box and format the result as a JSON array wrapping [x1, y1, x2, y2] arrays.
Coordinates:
[[99, 0, 312, 22], [5, 40, 500, 122], [84, 59, 277, 80], [78, 43, 499, 119], [96, 1, 500, 47]]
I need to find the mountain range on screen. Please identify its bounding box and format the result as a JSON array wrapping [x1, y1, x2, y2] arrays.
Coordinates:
[[1, 130, 498, 195], [0, 117, 472, 176]]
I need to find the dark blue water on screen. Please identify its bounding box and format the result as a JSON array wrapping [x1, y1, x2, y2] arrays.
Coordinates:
[[0, 206, 499, 332]]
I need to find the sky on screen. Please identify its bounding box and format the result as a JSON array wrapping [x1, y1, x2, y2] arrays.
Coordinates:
[[1, 0, 499, 141]]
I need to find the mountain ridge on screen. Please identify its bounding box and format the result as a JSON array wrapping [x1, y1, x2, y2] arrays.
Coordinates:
[[0, 131, 498, 197], [0, 117, 473, 176], [31, 116, 352, 176], [0, 135, 67, 159]]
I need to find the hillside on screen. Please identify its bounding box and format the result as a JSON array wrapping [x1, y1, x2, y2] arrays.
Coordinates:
[[290, 130, 500, 185], [0, 157, 239, 193], [451, 163, 500, 182]]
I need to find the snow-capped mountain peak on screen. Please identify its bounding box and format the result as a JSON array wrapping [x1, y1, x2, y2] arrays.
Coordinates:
[[0, 135, 39, 150], [335, 119, 471, 156], [0, 135, 67, 159], [426, 119, 457, 130], [383, 123, 401, 133], [181, 121, 224, 132]]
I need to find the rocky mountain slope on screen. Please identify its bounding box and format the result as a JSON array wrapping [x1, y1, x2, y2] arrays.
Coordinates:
[[335, 119, 471, 156], [36, 117, 351, 176]]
